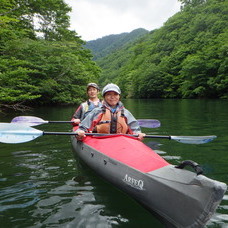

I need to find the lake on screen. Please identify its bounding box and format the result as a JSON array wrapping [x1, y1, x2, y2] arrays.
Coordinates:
[[0, 99, 227, 227]]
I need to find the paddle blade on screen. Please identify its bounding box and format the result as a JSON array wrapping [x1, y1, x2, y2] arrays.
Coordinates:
[[0, 123, 43, 144], [171, 135, 217, 144], [138, 119, 161, 128], [11, 116, 48, 126]]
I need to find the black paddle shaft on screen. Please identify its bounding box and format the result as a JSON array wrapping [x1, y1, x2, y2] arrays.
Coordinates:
[[48, 121, 73, 123], [43, 132, 171, 139]]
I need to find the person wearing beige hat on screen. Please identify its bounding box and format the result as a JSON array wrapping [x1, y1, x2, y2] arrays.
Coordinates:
[[71, 83, 102, 125], [76, 83, 145, 140]]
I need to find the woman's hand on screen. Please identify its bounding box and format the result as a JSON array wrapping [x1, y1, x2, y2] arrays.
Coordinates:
[[137, 133, 146, 141], [73, 118, 81, 124], [76, 130, 86, 141]]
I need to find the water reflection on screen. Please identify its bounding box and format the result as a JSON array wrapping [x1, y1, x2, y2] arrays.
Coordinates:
[[0, 100, 227, 227], [0, 181, 41, 211], [0, 143, 163, 227]]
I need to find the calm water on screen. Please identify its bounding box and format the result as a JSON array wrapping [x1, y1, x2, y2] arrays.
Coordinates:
[[0, 99, 227, 228]]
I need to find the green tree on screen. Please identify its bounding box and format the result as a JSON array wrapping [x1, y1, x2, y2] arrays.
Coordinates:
[[0, 0, 100, 111], [179, 0, 207, 8], [1, 39, 100, 105], [95, 0, 227, 99]]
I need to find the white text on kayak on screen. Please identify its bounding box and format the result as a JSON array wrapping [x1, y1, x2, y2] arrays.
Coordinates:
[[123, 174, 144, 190]]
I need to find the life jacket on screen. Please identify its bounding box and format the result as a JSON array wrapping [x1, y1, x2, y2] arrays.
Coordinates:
[[92, 107, 129, 134], [81, 100, 102, 119]]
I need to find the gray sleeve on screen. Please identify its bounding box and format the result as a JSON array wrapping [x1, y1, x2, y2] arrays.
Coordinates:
[[124, 109, 142, 134], [72, 104, 83, 119], [75, 108, 100, 132]]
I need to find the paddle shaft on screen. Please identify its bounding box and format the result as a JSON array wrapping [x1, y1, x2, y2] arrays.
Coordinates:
[[48, 121, 73, 123], [43, 132, 215, 144], [11, 116, 161, 128], [0, 123, 215, 144], [43, 131, 171, 139]]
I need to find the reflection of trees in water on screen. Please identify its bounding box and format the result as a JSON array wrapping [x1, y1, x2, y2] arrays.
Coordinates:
[[71, 159, 164, 227]]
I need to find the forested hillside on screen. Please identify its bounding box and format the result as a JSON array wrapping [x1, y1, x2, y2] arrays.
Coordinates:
[[85, 28, 149, 60], [1, 0, 227, 112], [0, 0, 100, 111], [97, 0, 228, 99]]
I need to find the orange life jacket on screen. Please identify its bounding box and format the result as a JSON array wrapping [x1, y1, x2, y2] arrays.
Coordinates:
[[92, 108, 129, 134]]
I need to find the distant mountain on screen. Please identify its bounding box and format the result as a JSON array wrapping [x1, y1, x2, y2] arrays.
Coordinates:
[[85, 28, 149, 60], [93, 0, 227, 99]]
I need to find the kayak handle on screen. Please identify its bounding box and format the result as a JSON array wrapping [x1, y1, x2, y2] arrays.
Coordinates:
[[175, 160, 203, 175]]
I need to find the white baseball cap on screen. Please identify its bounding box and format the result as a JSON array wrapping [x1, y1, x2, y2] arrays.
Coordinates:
[[102, 83, 121, 96]]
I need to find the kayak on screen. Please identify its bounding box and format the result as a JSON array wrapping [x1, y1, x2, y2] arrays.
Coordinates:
[[71, 134, 227, 227]]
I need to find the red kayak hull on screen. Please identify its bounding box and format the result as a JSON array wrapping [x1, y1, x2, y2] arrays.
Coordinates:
[[83, 135, 169, 173], [71, 134, 227, 227]]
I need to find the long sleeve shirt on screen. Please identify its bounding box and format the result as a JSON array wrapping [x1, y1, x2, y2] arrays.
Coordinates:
[[76, 101, 141, 134]]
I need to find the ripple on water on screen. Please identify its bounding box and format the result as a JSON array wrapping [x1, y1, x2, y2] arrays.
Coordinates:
[[0, 181, 42, 212], [29, 180, 127, 228]]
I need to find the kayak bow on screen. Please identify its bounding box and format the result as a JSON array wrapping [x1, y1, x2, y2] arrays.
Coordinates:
[[71, 134, 227, 227]]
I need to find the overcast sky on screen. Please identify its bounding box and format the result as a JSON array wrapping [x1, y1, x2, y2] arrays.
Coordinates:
[[64, 0, 181, 41]]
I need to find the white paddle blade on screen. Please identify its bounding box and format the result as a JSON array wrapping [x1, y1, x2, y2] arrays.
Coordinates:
[[11, 116, 48, 126], [171, 135, 217, 144], [0, 123, 43, 143]]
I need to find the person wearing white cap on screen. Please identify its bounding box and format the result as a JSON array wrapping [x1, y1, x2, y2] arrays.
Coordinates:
[[76, 83, 145, 140], [71, 83, 102, 125]]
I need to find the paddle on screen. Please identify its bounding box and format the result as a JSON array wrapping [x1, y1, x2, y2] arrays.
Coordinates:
[[11, 116, 161, 128], [0, 123, 216, 144]]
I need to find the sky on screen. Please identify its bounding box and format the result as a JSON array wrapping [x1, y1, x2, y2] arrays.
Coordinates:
[[64, 0, 181, 41]]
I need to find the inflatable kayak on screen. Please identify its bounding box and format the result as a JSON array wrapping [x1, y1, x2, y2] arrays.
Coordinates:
[[71, 134, 227, 227]]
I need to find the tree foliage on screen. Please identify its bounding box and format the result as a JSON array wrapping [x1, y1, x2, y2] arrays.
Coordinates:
[[0, 0, 100, 111], [85, 28, 149, 60], [1, 0, 227, 112], [96, 0, 227, 99]]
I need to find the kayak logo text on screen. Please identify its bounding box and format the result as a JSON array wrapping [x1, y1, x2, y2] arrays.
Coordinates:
[[123, 174, 144, 190]]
